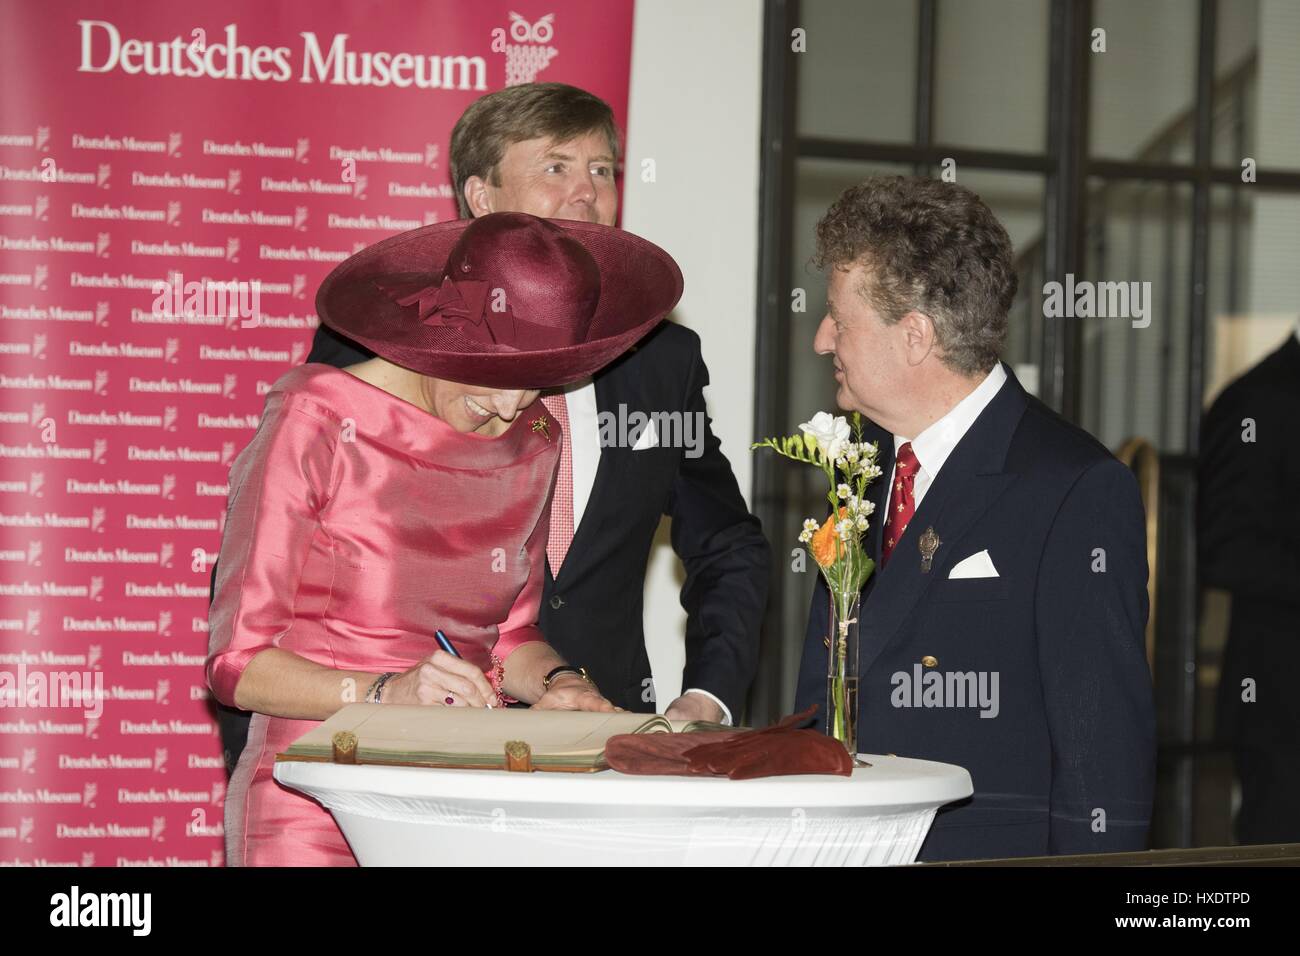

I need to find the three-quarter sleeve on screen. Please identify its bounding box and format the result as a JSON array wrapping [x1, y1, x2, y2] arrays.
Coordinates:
[[206, 393, 339, 707]]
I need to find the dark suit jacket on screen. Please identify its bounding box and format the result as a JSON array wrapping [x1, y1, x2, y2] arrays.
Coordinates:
[[795, 365, 1155, 862], [1199, 334, 1300, 750], [215, 320, 769, 773]]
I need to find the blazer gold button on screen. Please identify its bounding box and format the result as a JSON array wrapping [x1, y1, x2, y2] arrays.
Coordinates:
[[922, 655, 938, 668]]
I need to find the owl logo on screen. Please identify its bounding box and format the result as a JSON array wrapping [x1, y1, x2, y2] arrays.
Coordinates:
[[493, 13, 558, 86]]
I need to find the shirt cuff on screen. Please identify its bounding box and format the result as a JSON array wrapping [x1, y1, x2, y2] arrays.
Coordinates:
[[682, 688, 732, 726]]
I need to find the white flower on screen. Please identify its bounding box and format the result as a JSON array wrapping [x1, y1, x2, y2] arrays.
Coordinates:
[[862, 500, 876, 516], [798, 412, 852, 461], [802, 518, 820, 534], [835, 519, 853, 537], [856, 515, 870, 531], [836, 483, 850, 499], [798, 530, 813, 543]]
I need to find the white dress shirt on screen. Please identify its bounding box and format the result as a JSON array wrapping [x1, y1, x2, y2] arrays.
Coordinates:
[[552, 379, 733, 725], [888, 363, 1008, 509]]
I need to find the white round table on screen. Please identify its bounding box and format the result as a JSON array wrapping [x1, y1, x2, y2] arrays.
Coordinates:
[[274, 754, 972, 866]]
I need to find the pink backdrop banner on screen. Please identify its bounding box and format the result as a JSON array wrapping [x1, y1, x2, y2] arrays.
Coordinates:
[[0, 0, 635, 866]]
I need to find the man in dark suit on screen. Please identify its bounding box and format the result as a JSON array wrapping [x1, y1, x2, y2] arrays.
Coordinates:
[[1199, 326, 1300, 845], [214, 82, 769, 774], [793, 176, 1155, 862]]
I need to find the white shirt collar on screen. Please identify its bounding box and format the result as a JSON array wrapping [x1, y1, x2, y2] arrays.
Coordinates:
[[894, 363, 1008, 479]]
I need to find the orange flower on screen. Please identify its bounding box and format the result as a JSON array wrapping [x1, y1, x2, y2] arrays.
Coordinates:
[[810, 506, 849, 568]]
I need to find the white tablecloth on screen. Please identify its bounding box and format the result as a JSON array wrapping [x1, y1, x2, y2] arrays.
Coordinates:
[[274, 754, 973, 866]]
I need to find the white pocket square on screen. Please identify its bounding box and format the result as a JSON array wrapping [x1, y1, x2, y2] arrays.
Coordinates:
[[632, 418, 659, 450], [948, 549, 999, 579]]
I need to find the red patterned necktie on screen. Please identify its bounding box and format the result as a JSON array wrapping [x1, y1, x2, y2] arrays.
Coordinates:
[[881, 441, 918, 568], [539, 393, 574, 575]]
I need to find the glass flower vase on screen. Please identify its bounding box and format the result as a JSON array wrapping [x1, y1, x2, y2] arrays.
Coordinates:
[[825, 591, 861, 757]]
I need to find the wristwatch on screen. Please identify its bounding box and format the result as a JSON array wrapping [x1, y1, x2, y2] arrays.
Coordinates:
[[542, 665, 594, 691]]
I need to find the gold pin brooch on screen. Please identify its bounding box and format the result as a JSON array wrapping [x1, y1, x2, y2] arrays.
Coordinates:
[[531, 417, 551, 441]]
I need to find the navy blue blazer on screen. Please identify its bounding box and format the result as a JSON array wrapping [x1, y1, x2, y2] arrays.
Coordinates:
[[794, 364, 1156, 862]]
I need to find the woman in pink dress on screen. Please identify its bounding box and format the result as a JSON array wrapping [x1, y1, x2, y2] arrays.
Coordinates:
[[207, 212, 683, 866]]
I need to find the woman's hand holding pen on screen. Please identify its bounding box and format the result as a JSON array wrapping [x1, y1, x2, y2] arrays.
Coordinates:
[[385, 649, 496, 707]]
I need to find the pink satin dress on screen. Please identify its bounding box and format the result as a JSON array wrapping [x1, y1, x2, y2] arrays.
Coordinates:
[[207, 363, 559, 866]]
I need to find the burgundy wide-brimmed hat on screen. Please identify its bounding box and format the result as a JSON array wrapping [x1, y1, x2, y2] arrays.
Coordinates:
[[316, 212, 683, 389]]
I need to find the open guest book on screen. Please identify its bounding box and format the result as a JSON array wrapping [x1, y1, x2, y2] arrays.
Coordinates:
[[275, 703, 737, 773]]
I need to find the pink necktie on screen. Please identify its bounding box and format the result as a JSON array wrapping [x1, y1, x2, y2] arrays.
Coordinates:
[[539, 393, 574, 575]]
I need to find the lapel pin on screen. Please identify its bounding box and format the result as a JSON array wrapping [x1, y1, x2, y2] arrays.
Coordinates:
[[918, 526, 940, 573], [530, 417, 551, 441]]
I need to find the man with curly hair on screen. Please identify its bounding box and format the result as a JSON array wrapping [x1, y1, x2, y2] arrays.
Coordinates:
[[794, 176, 1156, 862]]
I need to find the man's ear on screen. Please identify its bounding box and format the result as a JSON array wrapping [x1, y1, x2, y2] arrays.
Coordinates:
[[900, 310, 937, 366], [463, 176, 492, 218]]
